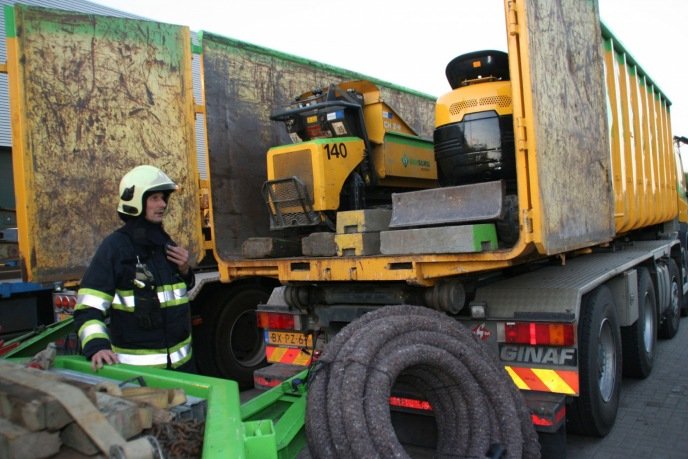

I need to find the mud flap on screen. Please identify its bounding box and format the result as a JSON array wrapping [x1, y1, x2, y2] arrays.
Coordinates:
[[523, 391, 567, 458]]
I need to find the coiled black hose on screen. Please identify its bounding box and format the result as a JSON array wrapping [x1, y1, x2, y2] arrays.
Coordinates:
[[306, 305, 540, 458]]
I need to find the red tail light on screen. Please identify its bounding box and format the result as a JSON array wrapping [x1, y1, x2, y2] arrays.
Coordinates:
[[257, 311, 299, 330], [53, 293, 77, 312], [504, 322, 574, 346], [389, 396, 433, 412]]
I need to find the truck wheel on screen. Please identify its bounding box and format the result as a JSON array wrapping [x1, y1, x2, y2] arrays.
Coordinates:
[[213, 288, 269, 388], [680, 249, 688, 317], [621, 267, 656, 378], [659, 259, 681, 339], [568, 285, 621, 437]]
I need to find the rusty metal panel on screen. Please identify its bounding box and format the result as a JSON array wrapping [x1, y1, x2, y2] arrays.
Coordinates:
[[201, 33, 435, 260], [514, 0, 615, 254], [9, 5, 202, 282]]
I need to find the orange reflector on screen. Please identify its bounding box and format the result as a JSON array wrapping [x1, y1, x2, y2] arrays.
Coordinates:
[[504, 322, 574, 346], [531, 403, 566, 427], [472, 60, 482, 68], [254, 375, 281, 389]]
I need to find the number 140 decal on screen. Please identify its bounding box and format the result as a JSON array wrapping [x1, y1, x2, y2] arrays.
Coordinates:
[[324, 143, 348, 159]]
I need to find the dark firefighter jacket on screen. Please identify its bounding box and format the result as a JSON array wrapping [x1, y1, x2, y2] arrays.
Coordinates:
[[74, 218, 195, 369]]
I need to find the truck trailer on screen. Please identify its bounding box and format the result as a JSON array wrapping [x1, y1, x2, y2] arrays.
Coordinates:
[[0, 3, 435, 389], [236, 0, 688, 454], [2, 0, 687, 457]]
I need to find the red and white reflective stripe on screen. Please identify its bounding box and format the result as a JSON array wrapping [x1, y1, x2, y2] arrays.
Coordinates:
[[505, 366, 579, 395]]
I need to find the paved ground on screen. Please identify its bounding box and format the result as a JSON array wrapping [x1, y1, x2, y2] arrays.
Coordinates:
[[567, 316, 688, 458]]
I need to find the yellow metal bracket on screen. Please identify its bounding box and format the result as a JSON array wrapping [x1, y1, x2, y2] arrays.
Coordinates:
[[507, 0, 520, 36]]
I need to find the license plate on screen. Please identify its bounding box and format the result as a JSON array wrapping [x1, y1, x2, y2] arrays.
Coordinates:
[[265, 331, 313, 347]]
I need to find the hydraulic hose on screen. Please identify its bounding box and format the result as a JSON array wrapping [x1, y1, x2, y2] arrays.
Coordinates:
[[306, 305, 540, 458]]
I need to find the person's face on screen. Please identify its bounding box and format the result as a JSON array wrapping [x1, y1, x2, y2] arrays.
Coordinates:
[[144, 192, 167, 224]]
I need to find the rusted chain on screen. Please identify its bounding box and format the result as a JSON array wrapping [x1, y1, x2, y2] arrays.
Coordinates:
[[147, 419, 205, 458]]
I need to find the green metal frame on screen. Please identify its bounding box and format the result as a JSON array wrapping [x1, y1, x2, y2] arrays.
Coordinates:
[[241, 373, 308, 458], [2, 318, 76, 358]]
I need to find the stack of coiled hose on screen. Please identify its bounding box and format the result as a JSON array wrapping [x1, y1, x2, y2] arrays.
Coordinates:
[[305, 305, 540, 458]]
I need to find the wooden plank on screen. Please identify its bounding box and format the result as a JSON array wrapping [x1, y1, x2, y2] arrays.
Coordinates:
[[0, 418, 61, 459], [0, 380, 72, 431], [60, 392, 144, 456], [0, 361, 128, 456]]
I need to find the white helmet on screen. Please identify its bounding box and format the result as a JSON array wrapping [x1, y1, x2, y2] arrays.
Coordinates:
[[117, 165, 177, 217]]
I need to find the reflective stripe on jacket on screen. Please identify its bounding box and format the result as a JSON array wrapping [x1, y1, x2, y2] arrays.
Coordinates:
[[114, 336, 192, 368]]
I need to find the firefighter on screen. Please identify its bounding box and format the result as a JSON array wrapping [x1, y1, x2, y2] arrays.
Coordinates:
[[74, 165, 196, 372]]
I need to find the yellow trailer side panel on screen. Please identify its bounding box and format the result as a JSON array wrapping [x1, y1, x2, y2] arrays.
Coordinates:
[[7, 5, 203, 282], [601, 27, 676, 234], [510, 0, 676, 256], [509, 0, 615, 255]]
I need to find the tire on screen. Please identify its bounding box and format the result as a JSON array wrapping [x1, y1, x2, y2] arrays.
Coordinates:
[[212, 287, 270, 388], [680, 248, 688, 317], [621, 267, 657, 378], [659, 259, 681, 339], [568, 285, 622, 437], [496, 194, 519, 246]]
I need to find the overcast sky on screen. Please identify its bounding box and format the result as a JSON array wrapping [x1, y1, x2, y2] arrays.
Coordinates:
[[90, 0, 688, 159]]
